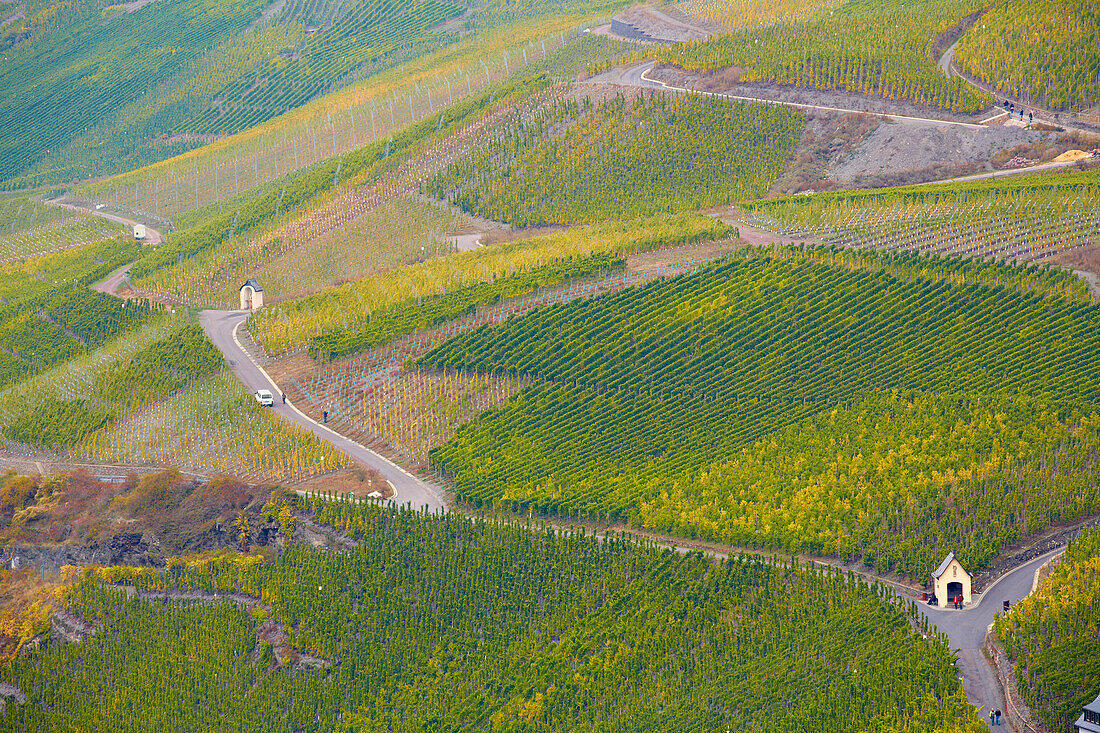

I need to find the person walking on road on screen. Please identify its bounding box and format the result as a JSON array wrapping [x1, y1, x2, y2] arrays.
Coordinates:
[[281, 393, 286, 404], [989, 710, 995, 726], [995, 709, 1001, 725], [323, 409, 328, 423]]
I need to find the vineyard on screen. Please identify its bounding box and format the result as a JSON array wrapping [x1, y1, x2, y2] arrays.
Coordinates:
[[995, 525, 1100, 731], [954, 0, 1100, 112], [0, 312, 346, 481], [680, 0, 843, 31], [70, 372, 350, 482], [739, 169, 1100, 272], [70, 16, 595, 216], [0, 0, 270, 186], [0, 244, 156, 391], [0, 0, 612, 188], [659, 0, 993, 113], [0, 502, 983, 730], [179, 0, 464, 137], [248, 213, 732, 355], [0, 194, 124, 262], [139, 195, 468, 307], [420, 249, 1100, 578], [282, 239, 741, 465], [0, 323, 221, 447], [426, 90, 804, 226], [129, 75, 553, 306]]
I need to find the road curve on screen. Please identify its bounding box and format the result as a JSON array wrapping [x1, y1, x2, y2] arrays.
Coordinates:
[[92, 262, 134, 296], [197, 309, 447, 512], [600, 60, 986, 129], [48, 200, 165, 245]]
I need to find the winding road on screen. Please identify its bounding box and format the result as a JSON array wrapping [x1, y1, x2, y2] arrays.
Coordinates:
[[62, 200, 447, 511], [597, 60, 986, 129], [198, 310, 446, 512]]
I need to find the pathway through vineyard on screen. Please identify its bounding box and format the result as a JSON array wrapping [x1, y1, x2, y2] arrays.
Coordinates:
[[63, 195, 1071, 732]]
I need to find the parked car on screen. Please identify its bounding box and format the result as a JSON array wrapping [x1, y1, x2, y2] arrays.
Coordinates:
[[254, 389, 274, 406]]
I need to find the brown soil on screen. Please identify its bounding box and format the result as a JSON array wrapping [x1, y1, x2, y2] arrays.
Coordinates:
[[1047, 243, 1100, 274], [294, 468, 390, 499]]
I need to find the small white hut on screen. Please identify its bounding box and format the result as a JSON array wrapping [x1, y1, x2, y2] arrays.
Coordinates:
[[931, 552, 972, 608], [240, 278, 264, 311]]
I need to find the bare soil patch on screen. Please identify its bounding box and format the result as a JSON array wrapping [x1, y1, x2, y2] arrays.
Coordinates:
[[294, 467, 389, 499], [771, 112, 883, 194], [1046, 243, 1100, 275], [832, 122, 1044, 183], [610, 5, 712, 43]]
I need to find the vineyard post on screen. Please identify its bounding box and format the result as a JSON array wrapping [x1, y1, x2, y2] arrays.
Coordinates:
[[428, 88, 433, 113], [446, 78, 452, 105]]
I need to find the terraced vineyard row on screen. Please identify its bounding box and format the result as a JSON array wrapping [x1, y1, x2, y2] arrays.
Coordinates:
[[248, 213, 732, 355], [426, 90, 804, 225], [659, 0, 993, 112], [740, 169, 1100, 274], [954, 0, 1100, 112], [180, 0, 464, 136], [995, 525, 1100, 731], [680, 0, 843, 31], [73, 20, 588, 217], [285, 243, 735, 463], [421, 251, 1100, 577], [0, 503, 983, 730]]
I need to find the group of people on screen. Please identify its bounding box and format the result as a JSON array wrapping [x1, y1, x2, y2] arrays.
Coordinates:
[[1002, 99, 1033, 124], [988, 708, 1003, 725]]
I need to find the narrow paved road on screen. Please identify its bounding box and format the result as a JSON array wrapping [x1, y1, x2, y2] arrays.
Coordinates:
[[939, 39, 959, 77], [48, 200, 164, 245], [914, 548, 1065, 729], [197, 310, 446, 512], [52, 198, 448, 512]]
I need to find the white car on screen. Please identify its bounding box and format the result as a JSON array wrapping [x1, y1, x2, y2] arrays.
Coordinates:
[[254, 389, 274, 406]]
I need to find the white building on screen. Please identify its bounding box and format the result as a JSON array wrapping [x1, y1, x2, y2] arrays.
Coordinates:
[[1077, 691, 1100, 732], [931, 552, 972, 608], [240, 278, 264, 311]]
